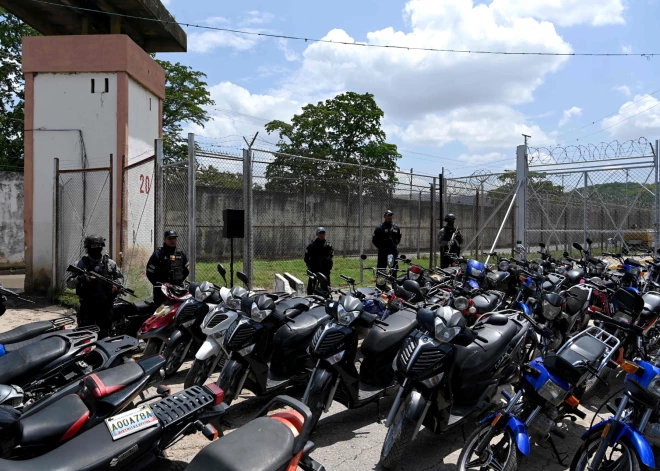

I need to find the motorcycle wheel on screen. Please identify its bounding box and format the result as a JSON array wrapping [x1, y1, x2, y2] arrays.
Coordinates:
[[217, 364, 247, 406], [458, 423, 521, 471], [571, 433, 641, 471], [379, 403, 416, 469], [184, 353, 226, 389], [143, 340, 161, 358], [304, 384, 329, 432], [162, 341, 189, 377], [580, 367, 611, 401]]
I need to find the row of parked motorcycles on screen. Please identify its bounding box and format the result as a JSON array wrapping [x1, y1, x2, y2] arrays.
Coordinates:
[[2, 239, 660, 470]]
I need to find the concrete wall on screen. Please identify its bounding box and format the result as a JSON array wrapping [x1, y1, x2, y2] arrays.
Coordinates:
[[127, 76, 159, 165], [0, 172, 24, 268]]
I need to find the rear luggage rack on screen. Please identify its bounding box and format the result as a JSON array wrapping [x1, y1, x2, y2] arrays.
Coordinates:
[[94, 335, 139, 357], [52, 316, 75, 328], [152, 385, 216, 428], [558, 325, 621, 371]]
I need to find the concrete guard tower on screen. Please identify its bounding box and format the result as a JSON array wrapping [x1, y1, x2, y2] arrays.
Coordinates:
[[0, 1, 187, 292]]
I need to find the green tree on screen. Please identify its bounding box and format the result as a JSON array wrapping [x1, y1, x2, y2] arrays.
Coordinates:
[[264, 92, 400, 194], [490, 171, 564, 200], [0, 8, 38, 168]]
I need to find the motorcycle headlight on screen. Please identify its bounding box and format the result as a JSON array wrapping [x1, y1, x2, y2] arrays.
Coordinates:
[[538, 378, 569, 406], [648, 376, 660, 398], [630, 267, 640, 277], [454, 296, 469, 311], [337, 305, 360, 326], [434, 319, 461, 343], [377, 276, 387, 286], [226, 297, 241, 310], [542, 300, 562, 320], [614, 311, 633, 324], [499, 261, 510, 272], [250, 303, 271, 322]]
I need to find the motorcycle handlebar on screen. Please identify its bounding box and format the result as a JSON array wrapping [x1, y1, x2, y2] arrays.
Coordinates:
[[592, 311, 644, 336]]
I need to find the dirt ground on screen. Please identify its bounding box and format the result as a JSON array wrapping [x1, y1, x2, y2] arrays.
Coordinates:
[[0, 304, 633, 470]]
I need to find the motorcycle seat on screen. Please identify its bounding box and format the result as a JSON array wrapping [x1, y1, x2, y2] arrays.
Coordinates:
[[82, 361, 144, 400], [454, 321, 518, 378], [18, 394, 89, 446], [357, 287, 379, 298], [487, 271, 508, 283], [186, 416, 295, 471], [361, 309, 418, 356], [275, 297, 312, 316], [134, 298, 155, 313], [0, 421, 162, 471], [0, 336, 68, 385], [273, 307, 330, 349], [641, 292, 660, 320], [558, 335, 606, 368], [2, 334, 48, 354], [0, 322, 54, 345], [473, 293, 499, 313]]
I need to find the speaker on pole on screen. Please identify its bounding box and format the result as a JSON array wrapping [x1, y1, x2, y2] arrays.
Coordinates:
[[223, 209, 245, 239]]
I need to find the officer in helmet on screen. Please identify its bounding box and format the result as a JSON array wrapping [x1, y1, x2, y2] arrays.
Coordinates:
[[146, 230, 190, 305], [304, 227, 334, 295], [373, 210, 402, 285], [67, 235, 123, 337], [438, 213, 463, 268]]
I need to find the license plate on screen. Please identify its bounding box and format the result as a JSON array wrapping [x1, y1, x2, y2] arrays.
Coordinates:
[[105, 406, 158, 441]]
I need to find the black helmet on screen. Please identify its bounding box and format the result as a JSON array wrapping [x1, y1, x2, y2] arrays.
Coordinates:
[[164, 230, 178, 238], [444, 213, 456, 223], [84, 235, 106, 250], [384, 210, 394, 217]]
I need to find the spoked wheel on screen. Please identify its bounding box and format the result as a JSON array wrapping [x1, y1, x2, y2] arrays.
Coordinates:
[[571, 433, 641, 471], [163, 341, 188, 377], [458, 423, 521, 471]]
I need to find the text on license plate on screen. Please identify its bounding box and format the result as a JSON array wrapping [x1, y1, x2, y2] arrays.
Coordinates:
[[105, 406, 158, 440]]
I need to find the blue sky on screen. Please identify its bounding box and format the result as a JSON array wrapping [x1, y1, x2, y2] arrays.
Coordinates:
[[158, 0, 660, 177]]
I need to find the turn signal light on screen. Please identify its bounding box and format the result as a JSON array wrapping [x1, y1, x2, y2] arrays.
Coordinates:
[[620, 361, 641, 375], [589, 306, 603, 312], [565, 395, 580, 407], [601, 423, 611, 438], [519, 276, 527, 282], [491, 413, 503, 426], [205, 383, 225, 406]]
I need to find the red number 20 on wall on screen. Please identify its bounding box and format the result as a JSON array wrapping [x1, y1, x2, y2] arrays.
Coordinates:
[[139, 174, 151, 194]]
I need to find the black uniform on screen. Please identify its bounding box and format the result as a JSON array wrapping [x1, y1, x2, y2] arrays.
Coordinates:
[[146, 246, 189, 305], [304, 239, 334, 295], [373, 222, 402, 276], [67, 255, 123, 337], [438, 225, 463, 268]]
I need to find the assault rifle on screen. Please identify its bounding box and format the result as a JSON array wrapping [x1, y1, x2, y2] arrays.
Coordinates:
[[66, 265, 137, 297]]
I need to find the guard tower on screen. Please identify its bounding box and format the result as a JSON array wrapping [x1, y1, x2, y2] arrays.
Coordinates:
[[0, 1, 187, 292]]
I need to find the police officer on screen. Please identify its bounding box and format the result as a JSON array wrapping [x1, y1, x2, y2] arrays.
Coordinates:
[[438, 213, 463, 268], [146, 230, 190, 306], [67, 235, 123, 337], [304, 227, 334, 295], [373, 210, 402, 282]]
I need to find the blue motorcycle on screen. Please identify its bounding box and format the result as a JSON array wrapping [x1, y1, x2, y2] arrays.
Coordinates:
[[457, 313, 621, 471], [571, 313, 655, 471]]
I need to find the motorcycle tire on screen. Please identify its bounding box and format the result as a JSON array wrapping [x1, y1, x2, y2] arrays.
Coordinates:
[[162, 341, 189, 377], [580, 366, 612, 402], [184, 353, 226, 389], [458, 423, 522, 471], [304, 384, 329, 432], [379, 403, 416, 469], [571, 432, 642, 471], [143, 340, 161, 358], [217, 364, 247, 406]]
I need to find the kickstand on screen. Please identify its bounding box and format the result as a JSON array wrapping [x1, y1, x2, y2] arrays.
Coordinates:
[[548, 437, 567, 467]]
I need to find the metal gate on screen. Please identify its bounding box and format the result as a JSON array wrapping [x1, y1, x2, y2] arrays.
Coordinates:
[[54, 157, 113, 288]]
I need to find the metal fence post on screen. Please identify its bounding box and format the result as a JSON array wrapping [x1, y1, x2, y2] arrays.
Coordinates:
[[187, 133, 196, 282], [52, 158, 59, 287], [655, 140, 660, 250], [430, 178, 437, 269], [154, 139, 164, 251], [515, 145, 527, 247], [359, 163, 364, 283], [583, 171, 588, 249], [417, 190, 422, 259], [243, 148, 254, 287]]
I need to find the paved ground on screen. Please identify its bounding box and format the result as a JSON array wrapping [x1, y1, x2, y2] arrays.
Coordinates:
[[0, 274, 26, 290], [0, 305, 625, 470]]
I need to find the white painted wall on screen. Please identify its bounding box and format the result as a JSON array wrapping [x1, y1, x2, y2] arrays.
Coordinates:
[[32, 73, 118, 283], [127, 76, 159, 166], [0, 172, 24, 267]]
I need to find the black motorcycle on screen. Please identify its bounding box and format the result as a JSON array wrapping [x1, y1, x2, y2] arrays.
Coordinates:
[[302, 294, 418, 430], [0, 317, 74, 351], [379, 308, 531, 469]]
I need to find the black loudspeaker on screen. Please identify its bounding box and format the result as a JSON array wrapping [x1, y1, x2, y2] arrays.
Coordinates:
[[223, 209, 244, 238]]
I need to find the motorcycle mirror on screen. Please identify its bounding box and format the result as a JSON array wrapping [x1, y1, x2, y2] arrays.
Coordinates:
[[325, 300, 338, 316], [237, 272, 249, 287], [360, 254, 367, 260], [572, 242, 584, 251], [216, 264, 227, 282], [586, 238, 593, 246]]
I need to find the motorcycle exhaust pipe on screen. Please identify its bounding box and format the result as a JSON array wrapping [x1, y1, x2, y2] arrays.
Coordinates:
[[384, 379, 407, 427]]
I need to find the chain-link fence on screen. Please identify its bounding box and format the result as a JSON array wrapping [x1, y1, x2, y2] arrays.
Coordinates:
[[120, 155, 156, 297], [54, 160, 112, 288]]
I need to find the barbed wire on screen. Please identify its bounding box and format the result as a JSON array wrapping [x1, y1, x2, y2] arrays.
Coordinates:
[[527, 137, 653, 166]]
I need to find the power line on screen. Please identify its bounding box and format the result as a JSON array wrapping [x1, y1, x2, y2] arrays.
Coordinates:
[[25, 0, 660, 58], [574, 101, 660, 142]]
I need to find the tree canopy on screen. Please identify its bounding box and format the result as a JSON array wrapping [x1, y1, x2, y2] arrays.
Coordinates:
[[264, 92, 401, 194]]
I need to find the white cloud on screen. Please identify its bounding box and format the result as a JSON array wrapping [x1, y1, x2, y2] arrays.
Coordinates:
[[490, 0, 625, 27], [241, 11, 275, 25], [559, 106, 582, 127], [277, 39, 300, 62], [204, 16, 229, 25], [622, 44, 633, 54], [615, 85, 631, 97], [395, 105, 554, 149], [188, 30, 263, 54], [601, 95, 660, 140]]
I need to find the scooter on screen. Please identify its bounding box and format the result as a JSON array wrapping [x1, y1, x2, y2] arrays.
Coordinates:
[[302, 294, 418, 430], [0, 317, 74, 355]]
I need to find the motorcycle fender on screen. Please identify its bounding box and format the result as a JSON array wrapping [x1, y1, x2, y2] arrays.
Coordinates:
[[196, 338, 220, 361], [504, 416, 530, 456], [220, 358, 246, 384], [303, 367, 335, 404], [585, 420, 655, 468], [166, 329, 185, 347], [403, 390, 429, 441]]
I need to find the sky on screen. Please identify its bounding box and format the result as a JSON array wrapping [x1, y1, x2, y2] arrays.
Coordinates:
[[157, 0, 660, 178]]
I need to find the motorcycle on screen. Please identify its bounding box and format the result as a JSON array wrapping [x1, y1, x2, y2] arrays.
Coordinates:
[[379, 308, 532, 469], [0, 317, 74, 355], [0, 285, 34, 318], [603, 251, 645, 290], [302, 293, 418, 430], [185, 395, 325, 471], [0, 354, 166, 457], [0, 383, 227, 471]]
